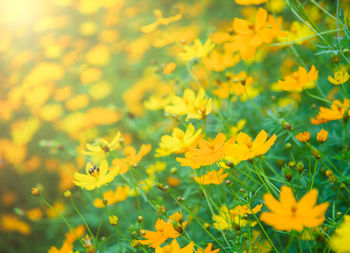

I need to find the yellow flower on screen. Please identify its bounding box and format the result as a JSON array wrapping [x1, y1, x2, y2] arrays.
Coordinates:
[[179, 39, 215, 62], [330, 215, 350, 253], [165, 88, 212, 121], [93, 185, 130, 208], [109, 215, 119, 226], [73, 160, 118, 191], [260, 186, 329, 231], [196, 243, 220, 253], [278, 65, 318, 91], [311, 99, 350, 125], [225, 130, 276, 162], [155, 239, 194, 253], [82, 131, 121, 162], [194, 168, 228, 185], [156, 124, 202, 157], [141, 9, 182, 34], [328, 70, 349, 85], [235, 0, 266, 5], [316, 129, 328, 143], [295, 131, 310, 143]]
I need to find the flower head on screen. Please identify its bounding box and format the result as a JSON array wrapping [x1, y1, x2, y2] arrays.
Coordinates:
[[155, 239, 194, 253], [179, 39, 215, 62], [328, 70, 349, 85], [295, 131, 310, 143], [316, 129, 328, 143], [330, 215, 350, 253], [139, 219, 180, 248], [177, 133, 230, 169], [225, 130, 276, 162], [156, 124, 202, 157], [311, 99, 350, 125], [278, 66, 318, 91], [260, 186, 329, 231], [194, 168, 228, 185], [73, 160, 118, 191]]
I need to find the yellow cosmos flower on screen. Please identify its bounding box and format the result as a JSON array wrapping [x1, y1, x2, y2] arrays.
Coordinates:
[[328, 70, 349, 85], [82, 131, 121, 162], [155, 239, 194, 253], [260, 186, 329, 231], [73, 160, 118, 191], [194, 168, 228, 185], [179, 39, 215, 62], [330, 215, 350, 253], [278, 65, 318, 91], [165, 88, 212, 121], [225, 130, 276, 162], [156, 124, 202, 157]]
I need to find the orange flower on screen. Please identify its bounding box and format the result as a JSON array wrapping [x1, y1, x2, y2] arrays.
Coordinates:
[[260, 186, 329, 231], [112, 144, 151, 174], [176, 133, 232, 169], [224, 130, 276, 162], [278, 65, 318, 92], [139, 219, 180, 248], [311, 99, 350, 125], [227, 8, 286, 60], [196, 243, 220, 253], [194, 168, 229, 185], [93, 185, 130, 208], [316, 129, 328, 143], [155, 239, 194, 253], [295, 131, 310, 143]]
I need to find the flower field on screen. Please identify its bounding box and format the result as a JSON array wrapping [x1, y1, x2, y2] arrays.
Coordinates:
[[1, 0, 350, 252]]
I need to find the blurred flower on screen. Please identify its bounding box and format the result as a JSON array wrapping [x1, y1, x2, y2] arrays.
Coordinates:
[[73, 160, 118, 190], [26, 208, 43, 221], [163, 62, 176, 74], [278, 66, 318, 91], [86, 45, 110, 66], [330, 215, 350, 253], [112, 144, 151, 174], [156, 124, 202, 157], [227, 8, 286, 60], [311, 99, 350, 125], [316, 129, 328, 143], [295, 131, 310, 143], [93, 185, 130, 208], [139, 219, 180, 248], [194, 168, 228, 185], [328, 70, 349, 85], [179, 39, 215, 62], [109, 215, 119, 226], [260, 186, 329, 231], [1, 214, 31, 235], [155, 239, 194, 252], [196, 243, 220, 253], [235, 0, 266, 5], [82, 131, 122, 162]]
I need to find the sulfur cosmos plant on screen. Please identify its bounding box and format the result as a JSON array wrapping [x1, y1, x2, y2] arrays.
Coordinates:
[[3, 0, 350, 252]]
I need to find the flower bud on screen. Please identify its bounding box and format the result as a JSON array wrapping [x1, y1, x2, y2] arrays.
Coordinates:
[[317, 129, 328, 143], [109, 215, 118, 226], [137, 216, 143, 223], [31, 187, 40, 197], [64, 190, 72, 199]]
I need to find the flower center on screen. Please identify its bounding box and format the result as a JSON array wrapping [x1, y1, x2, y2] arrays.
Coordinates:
[[88, 166, 100, 177]]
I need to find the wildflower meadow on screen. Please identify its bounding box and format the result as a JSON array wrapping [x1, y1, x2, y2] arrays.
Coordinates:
[[1, 0, 350, 252]]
